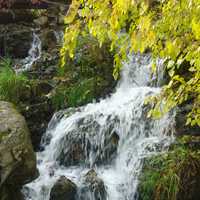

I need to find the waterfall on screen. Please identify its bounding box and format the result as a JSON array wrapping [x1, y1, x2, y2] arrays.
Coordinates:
[[15, 32, 42, 72], [24, 54, 175, 200]]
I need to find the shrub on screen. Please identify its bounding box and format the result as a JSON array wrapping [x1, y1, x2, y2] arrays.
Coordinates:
[[51, 78, 97, 109], [55, 33, 115, 109], [138, 136, 200, 200]]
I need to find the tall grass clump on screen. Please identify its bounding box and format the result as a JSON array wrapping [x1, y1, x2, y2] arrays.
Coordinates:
[[138, 136, 200, 200], [0, 58, 28, 104], [51, 77, 96, 109]]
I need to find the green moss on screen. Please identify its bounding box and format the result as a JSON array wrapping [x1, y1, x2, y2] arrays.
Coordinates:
[[138, 136, 200, 200], [0, 131, 10, 143]]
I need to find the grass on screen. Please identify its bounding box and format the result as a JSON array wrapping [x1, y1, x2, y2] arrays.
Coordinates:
[[55, 33, 115, 109], [138, 136, 200, 200], [0, 58, 28, 104], [51, 78, 97, 109]]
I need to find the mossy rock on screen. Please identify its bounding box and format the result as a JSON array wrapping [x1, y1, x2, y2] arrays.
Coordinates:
[[0, 101, 38, 200], [50, 176, 77, 200]]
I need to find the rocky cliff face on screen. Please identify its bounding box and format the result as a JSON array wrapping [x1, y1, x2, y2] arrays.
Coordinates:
[[0, 2, 116, 151], [0, 101, 38, 200], [0, 4, 67, 151]]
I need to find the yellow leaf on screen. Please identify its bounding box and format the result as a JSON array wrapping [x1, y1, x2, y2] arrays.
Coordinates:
[[64, 0, 80, 24]]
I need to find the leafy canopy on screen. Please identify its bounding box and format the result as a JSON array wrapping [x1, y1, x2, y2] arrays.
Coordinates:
[[61, 0, 200, 127]]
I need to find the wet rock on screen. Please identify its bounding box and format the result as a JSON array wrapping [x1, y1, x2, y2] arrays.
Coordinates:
[[34, 16, 48, 27], [0, 25, 33, 59], [58, 120, 90, 166], [0, 101, 38, 200], [50, 176, 77, 200], [40, 29, 58, 51], [22, 101, 54, 151], [58, 115, 120, 167], [98, 131, 119, 164], [78, 169, 107, 200]]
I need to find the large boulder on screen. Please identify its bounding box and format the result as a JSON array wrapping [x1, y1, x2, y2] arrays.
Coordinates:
[[50, 176, 77, 200], [0, 101, 38, 200]]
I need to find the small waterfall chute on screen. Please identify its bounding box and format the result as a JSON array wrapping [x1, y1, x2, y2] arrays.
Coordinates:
[[14, 32, 42, 72]]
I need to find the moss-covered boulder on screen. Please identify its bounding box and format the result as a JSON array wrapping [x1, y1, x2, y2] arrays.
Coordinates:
[[138, 136, 200, 200], [0, 101, 38, 200]]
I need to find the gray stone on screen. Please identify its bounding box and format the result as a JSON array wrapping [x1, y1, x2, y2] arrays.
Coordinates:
[[0, 101, 38, 200], [34, 16, 48, 27]]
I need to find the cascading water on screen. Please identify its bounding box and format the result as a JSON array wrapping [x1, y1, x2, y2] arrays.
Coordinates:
[[54, 30, 64, 44], [24, 54, 175, 200], [15, 32, 42, 72]]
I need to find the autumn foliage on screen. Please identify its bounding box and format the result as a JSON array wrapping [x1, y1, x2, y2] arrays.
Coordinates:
[[61, 0, 200, 127]]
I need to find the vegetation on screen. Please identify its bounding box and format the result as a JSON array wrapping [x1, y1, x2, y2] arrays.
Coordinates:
[[51, 78, 96, 109], [0, 58, 28, 104], [138, 136, 200, 200], [61, 0, 200, 127], [53, 34, 114, 109]]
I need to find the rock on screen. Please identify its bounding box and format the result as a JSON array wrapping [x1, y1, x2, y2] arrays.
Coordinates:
[[98, 131, 119, 164], [0, 101, 38, 200], [40, 29, 58, 52], [34, 16, 48, 27], [50, 176, 77, 200], [78, 169, 107, 200], [0, 25, 33, 59], [58, 114, 120, 167], [20, 80, 54, 151], [58, 14, 65, 24], [21, 101, 54, 151]]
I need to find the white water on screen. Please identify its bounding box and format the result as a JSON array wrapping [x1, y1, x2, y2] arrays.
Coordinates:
[[15, 32, 42, 72], [24, 54, 175, 200], [54, 30, 64, 44]]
